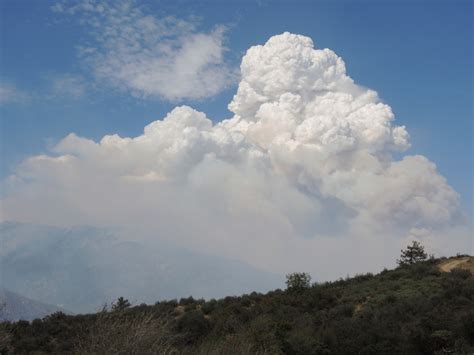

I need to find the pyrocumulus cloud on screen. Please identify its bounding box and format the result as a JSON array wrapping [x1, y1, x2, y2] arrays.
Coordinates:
[[1, 33, 470, 278]]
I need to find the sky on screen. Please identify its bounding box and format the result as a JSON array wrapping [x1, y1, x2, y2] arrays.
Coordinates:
[[0, 0, 472, 287]]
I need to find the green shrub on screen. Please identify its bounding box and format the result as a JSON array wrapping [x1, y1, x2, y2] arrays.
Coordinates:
[[175, 310, 211, 344]]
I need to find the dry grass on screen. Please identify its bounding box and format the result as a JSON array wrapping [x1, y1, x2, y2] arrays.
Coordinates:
[[0, 327, 13, 353], [72, 310, 273, 354], [73, 311, 180, 354]]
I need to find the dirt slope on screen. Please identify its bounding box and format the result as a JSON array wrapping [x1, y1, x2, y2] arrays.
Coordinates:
[[438, 256, 474, 274]]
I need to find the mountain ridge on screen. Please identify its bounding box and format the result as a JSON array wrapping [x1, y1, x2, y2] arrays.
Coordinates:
[[0, 288, 69, 322], [0, 221, 282, 313]]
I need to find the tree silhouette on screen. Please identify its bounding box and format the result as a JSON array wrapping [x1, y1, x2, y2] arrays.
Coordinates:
[[111, 297, 131, 312], [397, 240, 427, 266]]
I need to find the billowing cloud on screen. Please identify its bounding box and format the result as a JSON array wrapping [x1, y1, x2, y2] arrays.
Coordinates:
[[52, 0, 234, 101], [1, 33, 470, 280]]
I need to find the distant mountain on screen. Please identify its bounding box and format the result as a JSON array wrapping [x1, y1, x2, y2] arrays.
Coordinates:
[[0, 288, 68, 321], [0, 222, 282, 314]]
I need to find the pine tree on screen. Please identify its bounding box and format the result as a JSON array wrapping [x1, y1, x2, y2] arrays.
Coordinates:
[[397, 240, 427, 266], [111, 297, 131, 311]]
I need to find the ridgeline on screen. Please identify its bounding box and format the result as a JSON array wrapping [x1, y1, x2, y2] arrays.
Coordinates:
[[1, 256, 473, 354]]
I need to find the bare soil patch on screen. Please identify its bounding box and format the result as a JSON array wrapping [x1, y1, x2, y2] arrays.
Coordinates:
[[438, 256, 474, 274]]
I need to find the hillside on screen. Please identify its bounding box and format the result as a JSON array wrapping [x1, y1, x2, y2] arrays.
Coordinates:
[[0, 289, 68, 322], [1, 256, 473, 354]]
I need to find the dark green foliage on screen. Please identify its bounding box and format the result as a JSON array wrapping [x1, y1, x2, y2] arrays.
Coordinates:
[[201, 299, 217, 315], [285, 272, 311, 292], [1, 257, 472, 354], [397, 240, 428, 266], [175, 310, 211, 344], [179, 296, 195, 306], [111, 297, 131, 312]]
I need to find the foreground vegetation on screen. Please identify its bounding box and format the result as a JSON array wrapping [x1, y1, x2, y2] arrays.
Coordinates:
[[1, 255, 473, 354]]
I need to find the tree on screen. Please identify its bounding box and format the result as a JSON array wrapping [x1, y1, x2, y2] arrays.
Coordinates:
[[286, 272, 311, 292], [111, 297, 131, 311], [397, 240, 427, 266]]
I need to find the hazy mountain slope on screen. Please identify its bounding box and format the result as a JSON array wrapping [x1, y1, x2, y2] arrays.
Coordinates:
[[0, 288, 68, 321], [0, 222, 282, 313]]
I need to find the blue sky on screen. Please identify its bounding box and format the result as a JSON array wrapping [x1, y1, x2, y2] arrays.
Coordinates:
[[1, 0, 472, 216]]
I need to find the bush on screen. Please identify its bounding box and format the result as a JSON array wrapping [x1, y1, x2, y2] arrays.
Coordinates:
[[201, 300, 216, 315], [286, 272, 311, 292], [450, 268, 471, 280], [179, 296, 195, 306], [175, 310, 211, 344]]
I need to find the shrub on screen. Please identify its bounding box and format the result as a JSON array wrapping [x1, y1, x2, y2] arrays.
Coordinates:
[[175, 310, 211, 344], [286, 272, 311, 292]]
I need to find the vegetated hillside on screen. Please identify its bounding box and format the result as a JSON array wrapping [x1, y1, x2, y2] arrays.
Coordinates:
[[1, 256, 473, 354], [0, 289, 69, 322]]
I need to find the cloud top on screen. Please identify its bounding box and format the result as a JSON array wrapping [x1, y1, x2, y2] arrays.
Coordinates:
[[228, 32, 409, 154]]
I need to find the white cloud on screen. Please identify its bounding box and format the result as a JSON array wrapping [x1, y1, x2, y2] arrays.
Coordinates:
[[0, 82, 30, 105], [49, 74, 87, 99], [1, 33, 471, 280], [52, 0, 235, 101]]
